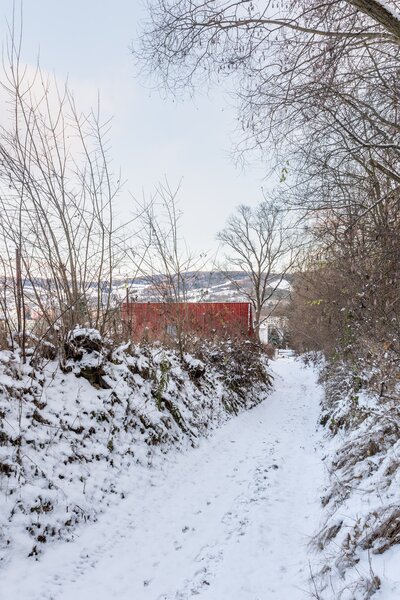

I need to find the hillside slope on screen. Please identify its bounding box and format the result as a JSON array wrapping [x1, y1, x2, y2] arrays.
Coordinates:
[[0, 330, 270, 566]]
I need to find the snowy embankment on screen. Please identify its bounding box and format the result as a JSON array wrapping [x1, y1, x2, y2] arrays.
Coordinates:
[[0, 329, 270, 568], [2, 356, 326, 600], [312, 361, 400, 600]]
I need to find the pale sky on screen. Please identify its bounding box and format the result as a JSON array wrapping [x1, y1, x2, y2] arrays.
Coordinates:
[[0, 0, 275, 259]]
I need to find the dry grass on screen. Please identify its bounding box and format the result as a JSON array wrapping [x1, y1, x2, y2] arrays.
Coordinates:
[[361, 507, 400, 555], [310, 356, 400, 597]]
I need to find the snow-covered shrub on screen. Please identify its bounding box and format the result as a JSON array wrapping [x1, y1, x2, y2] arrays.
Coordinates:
[[195, 338, 270, 387], [312, 359, 400, 598]]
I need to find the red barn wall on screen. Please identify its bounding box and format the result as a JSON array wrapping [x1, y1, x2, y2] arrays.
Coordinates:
[[121, 302, 253, 341]]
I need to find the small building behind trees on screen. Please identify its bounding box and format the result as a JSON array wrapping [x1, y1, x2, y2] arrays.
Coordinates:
[[259, 316, 289, 348], [121, 301, 254, 341]]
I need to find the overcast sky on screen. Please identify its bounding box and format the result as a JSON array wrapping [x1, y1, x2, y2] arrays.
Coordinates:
[[0, 1, 274, 262]]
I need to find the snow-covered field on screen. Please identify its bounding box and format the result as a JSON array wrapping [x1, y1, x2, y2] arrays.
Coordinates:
[[1, 357, 326, 600]]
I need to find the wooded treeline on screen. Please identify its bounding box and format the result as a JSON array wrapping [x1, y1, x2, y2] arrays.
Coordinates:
[[137, 0, 400, 383]]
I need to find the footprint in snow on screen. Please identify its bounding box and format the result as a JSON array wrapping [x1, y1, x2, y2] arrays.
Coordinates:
[[174, 541, 183, 551]]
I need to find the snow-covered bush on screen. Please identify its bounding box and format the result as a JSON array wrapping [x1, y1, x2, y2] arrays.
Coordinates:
[[312, 359, 400, 599]]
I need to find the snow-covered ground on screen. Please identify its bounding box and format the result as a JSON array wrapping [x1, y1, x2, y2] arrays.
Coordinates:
[[1, 357, 326, 600]]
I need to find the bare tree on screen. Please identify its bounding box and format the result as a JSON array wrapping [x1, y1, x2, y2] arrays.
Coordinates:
[[217, 200, 301, 340], [0, 20, 127, 359], [130, 181, 208, 355], [136, 1, 400, 191], [135, 0, 400, 231]]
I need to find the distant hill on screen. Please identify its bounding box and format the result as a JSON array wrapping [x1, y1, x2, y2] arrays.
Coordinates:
[[117, 271, 292, 303], [10, 271, 292, 309]]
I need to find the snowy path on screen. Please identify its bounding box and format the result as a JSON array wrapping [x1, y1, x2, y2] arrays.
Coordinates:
[[2, 357, 325, 600]]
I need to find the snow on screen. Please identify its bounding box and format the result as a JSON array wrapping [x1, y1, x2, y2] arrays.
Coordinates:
[[368, 0, 400, 24], [1, 357, 327, 599], [0, 339, 269, 566], [67, 328, 102, 342], [313, 362, 400, 599]]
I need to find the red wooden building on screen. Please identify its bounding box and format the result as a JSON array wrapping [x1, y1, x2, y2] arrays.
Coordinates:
[[121, 302, 254, 341]]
